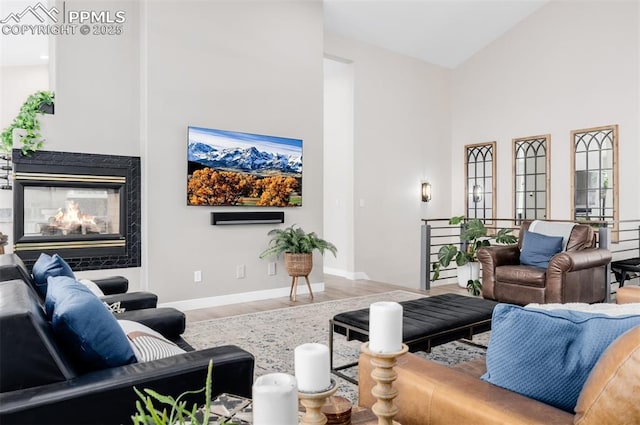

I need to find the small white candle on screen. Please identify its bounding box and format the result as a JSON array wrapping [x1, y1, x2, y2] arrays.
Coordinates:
[[252, 373, 298, 425], [295, 343, 331, 392], [369, 301, 403, 353]]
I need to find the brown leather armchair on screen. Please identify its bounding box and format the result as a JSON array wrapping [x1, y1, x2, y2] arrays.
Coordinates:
[[476, 221, 611, 305]]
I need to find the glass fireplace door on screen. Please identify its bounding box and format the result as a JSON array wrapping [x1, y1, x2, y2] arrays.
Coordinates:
[[23, 186, 121, 237]]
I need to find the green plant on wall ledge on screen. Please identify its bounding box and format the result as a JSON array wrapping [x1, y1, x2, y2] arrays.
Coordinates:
[[1, 90, 54, 155]]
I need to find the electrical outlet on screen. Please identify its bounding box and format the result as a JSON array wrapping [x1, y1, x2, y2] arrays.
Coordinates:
[[236, 264, 246, 279], [194, 270, 202, 282], [268, 262, 276, 276]]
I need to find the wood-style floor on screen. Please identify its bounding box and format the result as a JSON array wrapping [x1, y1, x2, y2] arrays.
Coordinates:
[[185, 274, 466, 323]]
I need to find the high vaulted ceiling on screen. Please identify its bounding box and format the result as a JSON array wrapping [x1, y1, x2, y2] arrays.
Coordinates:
[[324, 0, 549, 69], [1, 0, 549, 68]]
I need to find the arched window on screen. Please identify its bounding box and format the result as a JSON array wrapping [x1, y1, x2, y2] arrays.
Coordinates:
[[465, 142, 496, 222], [571, 125, 618, 238], [513, 135, 550, 223]]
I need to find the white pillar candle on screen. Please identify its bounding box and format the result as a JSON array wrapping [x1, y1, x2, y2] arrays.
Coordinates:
[[295, 343, 331, 392], [252, 373, 298, 425], [369, 301, 403, 353]]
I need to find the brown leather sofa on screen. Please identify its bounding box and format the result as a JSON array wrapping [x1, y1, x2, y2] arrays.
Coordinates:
[[476, 221, 611, 305], [617, 285, 640, 304], [358, 288, 640, 425]]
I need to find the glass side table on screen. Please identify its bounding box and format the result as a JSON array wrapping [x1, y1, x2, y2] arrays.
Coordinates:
[[197, 393, 380, 425], [194, 393, 253, 424]]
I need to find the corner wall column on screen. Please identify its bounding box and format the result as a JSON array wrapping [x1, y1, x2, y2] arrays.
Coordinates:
[[420, 223, 431, 290]]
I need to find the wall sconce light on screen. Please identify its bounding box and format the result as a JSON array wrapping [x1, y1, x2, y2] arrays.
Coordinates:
[[472, 184, 483, 203], [421, 182, 432, 202]]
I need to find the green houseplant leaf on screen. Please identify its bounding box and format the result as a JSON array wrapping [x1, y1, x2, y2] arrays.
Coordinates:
[[259, 224, 337, 259], [495, 227, 518, 245], [131, 360, 222, 425], [1, 90, 54, 155], [432, 217, 517, 295], [466, 279, 482, 297], [437, 244, 459, 268]]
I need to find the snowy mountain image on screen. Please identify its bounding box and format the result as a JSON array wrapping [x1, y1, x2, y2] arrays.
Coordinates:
[[187, 126, 303, 207], [188, 142, 302, 174], [187, 126, 302, 175]]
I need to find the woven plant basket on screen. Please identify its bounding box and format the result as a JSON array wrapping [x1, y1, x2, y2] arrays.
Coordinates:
[[285, 253, 313, 277]]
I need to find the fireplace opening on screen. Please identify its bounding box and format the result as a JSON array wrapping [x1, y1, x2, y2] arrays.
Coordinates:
[[13, 150, 141, 271], [24, 187, 121, 237]]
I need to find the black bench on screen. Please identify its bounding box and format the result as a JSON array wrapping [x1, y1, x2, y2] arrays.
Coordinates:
[[329, 293, 498, 384], [612, 258, 640, 288]]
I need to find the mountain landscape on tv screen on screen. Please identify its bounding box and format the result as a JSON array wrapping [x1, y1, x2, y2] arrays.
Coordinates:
[[188, 142, 302, 175], [186, 126, 302, 207]]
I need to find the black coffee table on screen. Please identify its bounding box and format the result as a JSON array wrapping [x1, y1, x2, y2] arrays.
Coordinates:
[[612, 258, 640, 287], [329, 293, 498, 384]]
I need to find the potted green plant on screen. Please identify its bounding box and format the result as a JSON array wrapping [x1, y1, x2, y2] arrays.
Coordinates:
[[132, 361, 227, 424], [432, 216, 517, 296], [1, 90, 55, 155], [259, 224, 337, 278]]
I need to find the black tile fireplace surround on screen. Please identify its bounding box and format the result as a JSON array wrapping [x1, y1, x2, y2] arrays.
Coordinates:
[[12, 149, 141, 271]]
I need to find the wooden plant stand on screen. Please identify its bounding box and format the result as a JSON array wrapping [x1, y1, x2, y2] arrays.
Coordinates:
[[290, 275, 314, 302], [286, 252, 314, 302]]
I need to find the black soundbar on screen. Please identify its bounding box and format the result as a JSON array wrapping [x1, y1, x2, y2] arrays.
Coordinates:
[[211, 211, 285, 225]]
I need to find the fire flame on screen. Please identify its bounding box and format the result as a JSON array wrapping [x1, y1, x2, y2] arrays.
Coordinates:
[[52, 201, 97, 226], [46, 201, 101, 235]]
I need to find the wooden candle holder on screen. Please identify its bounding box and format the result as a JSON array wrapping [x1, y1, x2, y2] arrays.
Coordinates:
[[298, 378, 338, 425], [361, 342, 409, 425]]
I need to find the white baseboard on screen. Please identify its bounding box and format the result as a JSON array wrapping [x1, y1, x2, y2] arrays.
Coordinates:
[[323, 267, 370, 281], [159, 282, 325, 312]]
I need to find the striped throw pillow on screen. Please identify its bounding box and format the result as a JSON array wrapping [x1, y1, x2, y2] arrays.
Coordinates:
[[118, 320, 185, 362]]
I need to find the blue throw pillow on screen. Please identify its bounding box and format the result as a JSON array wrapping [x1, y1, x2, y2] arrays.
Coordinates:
[[519, 230, 563, 269], [481, 304, 640, 412], [32, 253, 75, 298], [45, 276, 136, 371]]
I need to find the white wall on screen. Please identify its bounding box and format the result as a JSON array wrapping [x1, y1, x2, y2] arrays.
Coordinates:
[[33, 0, 142, 286], [0, 65, 49, 128], [30, 0, 324, 303], [0, 65, 49, 250], [451, 1, 639, 223], [323, 57, 355, 277], [144, 1, 324, 302], [324, 34, 451, 288], [43, 0, 140, 157]]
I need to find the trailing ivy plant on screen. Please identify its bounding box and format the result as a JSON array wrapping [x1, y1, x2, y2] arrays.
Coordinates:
[[1, 90, 54, 155], [132, 360, 227, 425]]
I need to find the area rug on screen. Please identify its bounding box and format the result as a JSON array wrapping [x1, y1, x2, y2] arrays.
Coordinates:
[[183, 291, 489, 404]]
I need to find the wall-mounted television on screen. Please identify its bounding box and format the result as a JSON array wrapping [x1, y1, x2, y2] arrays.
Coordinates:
[[187, 126, 302, 207]]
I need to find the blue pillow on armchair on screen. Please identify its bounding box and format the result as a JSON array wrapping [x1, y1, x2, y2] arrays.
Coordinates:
[[45, 276, 136, 371], [519, 230, 563, 269], [481, 304, 640, 413], [32, 253, 75, 297]]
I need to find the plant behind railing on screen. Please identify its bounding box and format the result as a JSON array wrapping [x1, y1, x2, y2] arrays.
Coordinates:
[[431, 216, 517, 295]]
